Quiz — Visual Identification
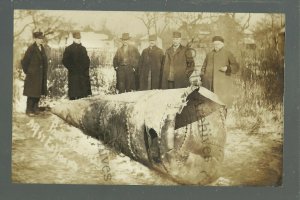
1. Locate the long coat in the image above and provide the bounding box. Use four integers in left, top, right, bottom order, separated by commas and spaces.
62, 42, 91, 98
161, 45, 193, 89
21, 42, 48, 97
201, 48, 239, 106
138, 46, 164, 90
113, 45, 140, 92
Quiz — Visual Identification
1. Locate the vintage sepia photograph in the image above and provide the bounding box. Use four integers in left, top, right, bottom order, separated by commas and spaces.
12, 10, 284, 186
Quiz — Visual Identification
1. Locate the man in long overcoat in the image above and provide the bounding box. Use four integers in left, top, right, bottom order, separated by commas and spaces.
113, 33, 140, 93
21, 31, 48, 116
201, 36, 239, 106
161, 32, 194, 89
139, 35, 164, 90
62, 32, 91, 100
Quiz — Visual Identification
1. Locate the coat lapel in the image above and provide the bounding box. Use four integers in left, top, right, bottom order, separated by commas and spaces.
33, 43, 43, 60
168, 45, 182, 57
147, 46, 155, 56
174, 45, 183, 55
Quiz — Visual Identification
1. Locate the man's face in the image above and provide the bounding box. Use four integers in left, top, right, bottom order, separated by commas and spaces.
172, 37, 181, 47
149, 40, 156, 47
213, 41, 224, 51
122, 40, 129, 46
74, 38, 81, 44
35, 38, 44, 45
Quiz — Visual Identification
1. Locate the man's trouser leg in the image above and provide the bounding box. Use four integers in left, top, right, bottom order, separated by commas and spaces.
26, 97, 34, 114
125, 66, 135, 92
26, 97, 39, 114
168, 81, 175, 89
33, 97, 40, 113
117, 66, 126, 93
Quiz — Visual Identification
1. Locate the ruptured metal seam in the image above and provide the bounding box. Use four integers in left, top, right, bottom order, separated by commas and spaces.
126, 111, 137, 160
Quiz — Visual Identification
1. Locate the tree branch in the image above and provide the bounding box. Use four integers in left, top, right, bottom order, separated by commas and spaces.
14, 22, 34, 38
241, 13, 251, 31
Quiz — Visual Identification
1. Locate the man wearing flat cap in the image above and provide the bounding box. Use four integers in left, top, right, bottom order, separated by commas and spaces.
113, 33, 140, 93
138, 34, 164, 90
62, 31, 92, 100
161, 31, 194, 89
21, 31, 48, 116
200, 35, 239, 106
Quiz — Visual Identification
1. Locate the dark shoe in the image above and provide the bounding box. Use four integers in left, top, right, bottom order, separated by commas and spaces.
35, 108, 43, 114
34, 104, 45, 113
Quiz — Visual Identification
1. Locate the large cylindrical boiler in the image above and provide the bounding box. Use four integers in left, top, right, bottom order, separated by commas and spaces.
51, 87, 227, 185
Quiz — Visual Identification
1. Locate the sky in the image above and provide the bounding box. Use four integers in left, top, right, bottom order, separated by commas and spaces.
14, 9, 284, 41
45, 10, 150, 36
40, 10, 269, 35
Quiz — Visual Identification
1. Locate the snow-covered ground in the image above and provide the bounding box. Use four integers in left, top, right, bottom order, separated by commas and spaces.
12, 73, 283, 185
12, 112, 176, 185
12, 106, 282, 185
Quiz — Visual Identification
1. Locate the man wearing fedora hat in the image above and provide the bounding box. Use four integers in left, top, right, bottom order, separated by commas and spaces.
161, 31, 194, 89
200, 35, 239, 106
62, 31, 92, 100
21, 31, 48, 116
113, 33, 140, 93
138, 34, 164, 90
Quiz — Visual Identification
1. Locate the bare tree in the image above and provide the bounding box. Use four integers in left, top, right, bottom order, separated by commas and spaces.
170, 12, 218, 39
13, 10, 75, 109
253, 13, 284, 54
136, 12, 156, 35
230, 13, 252, 31
14, 10, 74, 43
136, 12, 174, 37
153, 12, 172, 36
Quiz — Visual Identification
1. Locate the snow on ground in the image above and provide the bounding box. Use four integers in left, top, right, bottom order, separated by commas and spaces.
12, 103, 283, 185
13, 79, 27, 113
12, 111, 176, 185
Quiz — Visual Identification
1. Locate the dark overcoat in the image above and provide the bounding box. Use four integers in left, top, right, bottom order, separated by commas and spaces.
201, 48, 239, 106
62, 42, 91, 98
21, 42, 48, 97
113, 45, 140, 91
138, 46, 164, 90
161, 45, 192, 89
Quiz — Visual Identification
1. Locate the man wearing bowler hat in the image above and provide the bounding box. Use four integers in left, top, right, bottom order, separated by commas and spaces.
139, 34, 164, 90
113, 33, 140, 93
21, 31, 48, 116
161, 31, 194, 89
200, 35, 239, 106
62, 31, 92, 100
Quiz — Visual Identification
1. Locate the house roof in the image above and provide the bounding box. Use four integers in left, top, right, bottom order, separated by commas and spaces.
48, 32, 111, 49
140, 35, 162, 41
68, 32, 110, 48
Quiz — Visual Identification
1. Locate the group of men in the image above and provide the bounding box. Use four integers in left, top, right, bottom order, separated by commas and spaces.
113, 31, 196, 93
21, 30, 239, 116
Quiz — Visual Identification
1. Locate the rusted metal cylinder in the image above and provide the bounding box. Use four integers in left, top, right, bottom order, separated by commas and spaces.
51, 87, 226, 185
